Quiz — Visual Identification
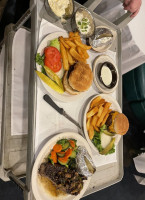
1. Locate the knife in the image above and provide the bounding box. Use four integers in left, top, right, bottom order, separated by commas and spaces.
43, 94, 82, 130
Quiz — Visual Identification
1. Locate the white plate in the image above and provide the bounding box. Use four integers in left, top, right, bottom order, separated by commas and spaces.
37, 31, 89, 102
31, 132, 92, 200
83, 94, 122, 154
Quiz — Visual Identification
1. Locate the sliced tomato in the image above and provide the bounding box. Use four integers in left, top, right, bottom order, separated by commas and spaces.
44, 46, 62, 72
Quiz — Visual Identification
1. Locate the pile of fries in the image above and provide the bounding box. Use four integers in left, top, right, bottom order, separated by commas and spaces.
59, 32, 91, 70
86, 96, 112, 140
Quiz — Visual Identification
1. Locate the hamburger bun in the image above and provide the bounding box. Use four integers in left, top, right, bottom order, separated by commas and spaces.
114, 113, 129, 135
63, 62, 93, 94
63, 71, 80, 95
69, 62, 93, 92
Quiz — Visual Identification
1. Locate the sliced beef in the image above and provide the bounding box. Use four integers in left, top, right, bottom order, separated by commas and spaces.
39, 163, 87, 196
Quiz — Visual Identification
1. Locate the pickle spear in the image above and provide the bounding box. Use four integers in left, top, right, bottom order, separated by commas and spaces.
36, 71, 64, 94
103, 130, 115, 136
100, 137, 115, 155
44, 66, 64, 90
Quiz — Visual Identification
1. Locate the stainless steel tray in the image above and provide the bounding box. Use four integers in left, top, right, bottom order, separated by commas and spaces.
24, 0, 132, 199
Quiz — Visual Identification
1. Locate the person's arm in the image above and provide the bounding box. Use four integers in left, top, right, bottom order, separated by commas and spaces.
123, 0, 142, 17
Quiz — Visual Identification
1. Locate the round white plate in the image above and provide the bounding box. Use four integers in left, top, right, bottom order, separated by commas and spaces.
93, 55, 119, 94
31, 132, 92, 200
37, 31, 88, 102
83, 94, 122, 154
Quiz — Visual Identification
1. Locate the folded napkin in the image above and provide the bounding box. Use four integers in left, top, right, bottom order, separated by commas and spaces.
0, 28, 31, 136
35, 19, 118, 167
134, 153, 145, 174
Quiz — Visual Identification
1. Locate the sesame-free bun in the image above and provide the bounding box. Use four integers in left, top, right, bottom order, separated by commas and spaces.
63, 71, 80, 95
114, 113, 129, 135
68, 62, 93, 92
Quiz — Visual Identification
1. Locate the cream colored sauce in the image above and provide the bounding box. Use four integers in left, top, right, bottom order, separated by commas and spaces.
101, 65, 112, 86
101, 133, 111, 149
48, 0, 70, 17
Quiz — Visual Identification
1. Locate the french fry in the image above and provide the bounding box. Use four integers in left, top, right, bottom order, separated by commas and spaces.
69, 32, 74, 37
65, 36, 80, 41
94, 126, 100, 132
100, 109, 112, 127
77, 46, 89, 59
86, 106, 98, 118
74, 40, 91, 50
66, 49, 75, 65
100, 114, 109, 127
96, 102, 111, 127
88, 125, 94, 140
86, 117, 92, 131
90, 96, 102, 108
94, 99, 105, 108
97, 105, 104, 117
69, 48, 86, 62
74, 32, 79, 36
91, 114, 98, 127
60, 42, 69, 70
59, 37, 70, 49
65, 40, 76, 48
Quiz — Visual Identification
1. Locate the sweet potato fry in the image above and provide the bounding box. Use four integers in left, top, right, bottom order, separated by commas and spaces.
96, 102, 111, 127
90, 96, 102, 108
88, 125, 94, 140
60, 42, 69, 70
86, 106, 98, 118
65, 36, 80, 41
74, 32, 79, 36
86, 117, 92, 131
65, 40, 76, 48
69, 48, 85, 62
74, 40, 91, 50
66, 49, 75, 65
59, 37, 70, 49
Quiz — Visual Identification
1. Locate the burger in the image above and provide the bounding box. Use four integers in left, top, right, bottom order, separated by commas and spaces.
63, 61, 93, 95
106, 111, 129, 135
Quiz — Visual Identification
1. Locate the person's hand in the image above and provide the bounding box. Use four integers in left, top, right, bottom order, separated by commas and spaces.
123, 0, 142, 17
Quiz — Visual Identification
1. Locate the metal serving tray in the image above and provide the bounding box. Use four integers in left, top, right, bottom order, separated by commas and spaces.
24, 0, 132, 199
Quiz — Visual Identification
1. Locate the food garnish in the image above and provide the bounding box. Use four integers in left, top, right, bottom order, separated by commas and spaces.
36, 71, 64, 94
44, 46, 62, 73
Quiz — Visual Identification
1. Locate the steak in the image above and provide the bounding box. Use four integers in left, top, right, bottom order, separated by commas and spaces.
39, 163, 87, 196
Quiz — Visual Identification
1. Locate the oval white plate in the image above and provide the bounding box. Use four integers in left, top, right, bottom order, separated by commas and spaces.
37, 31, 89, 102
83, 94, 122, 154
32, 132, 92, 200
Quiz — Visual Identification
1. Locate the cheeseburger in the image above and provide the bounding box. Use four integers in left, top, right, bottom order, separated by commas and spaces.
106, 111, 129, 135
63, 61, 93, 95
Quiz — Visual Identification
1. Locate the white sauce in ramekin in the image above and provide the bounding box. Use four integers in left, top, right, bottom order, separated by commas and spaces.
101, 64, 112, 86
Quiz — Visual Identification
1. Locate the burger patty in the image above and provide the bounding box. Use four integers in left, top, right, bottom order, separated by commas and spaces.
39, 163, 87, 196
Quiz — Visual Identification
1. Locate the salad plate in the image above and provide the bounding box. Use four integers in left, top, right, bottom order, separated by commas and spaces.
31, 132, 93, 200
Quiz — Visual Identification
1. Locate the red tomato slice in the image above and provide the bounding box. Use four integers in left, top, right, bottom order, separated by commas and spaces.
44, 46, 62, 72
